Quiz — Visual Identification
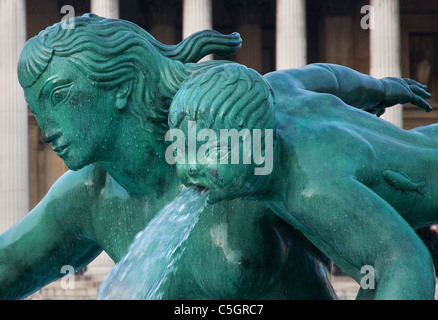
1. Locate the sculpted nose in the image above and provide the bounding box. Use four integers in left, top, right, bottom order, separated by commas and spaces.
188, 165, 198, 177
42, 130, 61, 145
188, 164, 206, 178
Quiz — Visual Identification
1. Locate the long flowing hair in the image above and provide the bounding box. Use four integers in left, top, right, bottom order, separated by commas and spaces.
18, 13, 242, 136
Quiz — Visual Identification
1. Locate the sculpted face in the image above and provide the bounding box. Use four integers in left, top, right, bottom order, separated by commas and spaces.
179, 157, 256, 204
167, 63, 277, 203
24, 56, 121, 171
174, 120, 259, 204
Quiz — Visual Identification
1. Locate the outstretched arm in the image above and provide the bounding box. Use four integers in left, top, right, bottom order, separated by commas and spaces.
265, 63, 431, 116
0, 166, 103, 299
268, 170, 435, 299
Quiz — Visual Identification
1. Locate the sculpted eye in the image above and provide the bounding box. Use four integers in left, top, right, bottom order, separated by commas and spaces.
208, 147, 219, 159
219, 148, 231, 162
50, 84, 72, 106
209, 147, 230, 162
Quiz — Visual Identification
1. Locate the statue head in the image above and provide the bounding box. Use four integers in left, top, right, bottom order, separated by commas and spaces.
18, 14, 242, 170
168, 63, 277, 203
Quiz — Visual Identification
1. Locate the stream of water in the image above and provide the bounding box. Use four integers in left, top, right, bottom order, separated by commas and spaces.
97, 187, 208, 300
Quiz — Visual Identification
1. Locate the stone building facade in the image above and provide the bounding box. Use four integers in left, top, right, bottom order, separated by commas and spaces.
1, 0, 437, 299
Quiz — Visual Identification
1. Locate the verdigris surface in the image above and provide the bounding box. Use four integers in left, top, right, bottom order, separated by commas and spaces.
0, 14, 431, 300
169, 62, 435, 300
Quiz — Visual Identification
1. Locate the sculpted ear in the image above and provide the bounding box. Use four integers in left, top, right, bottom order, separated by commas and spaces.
115, 81, 133, 110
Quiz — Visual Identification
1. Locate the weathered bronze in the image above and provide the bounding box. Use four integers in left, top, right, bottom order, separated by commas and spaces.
0, 14, 432, 300
170, 62, 435, 300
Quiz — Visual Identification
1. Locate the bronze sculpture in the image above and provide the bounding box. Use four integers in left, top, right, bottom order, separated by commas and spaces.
0, 14, 432, 300
170, 62, 435, 300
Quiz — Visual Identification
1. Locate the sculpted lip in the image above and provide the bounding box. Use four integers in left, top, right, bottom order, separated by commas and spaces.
52, 143, 70, 155
189, 183, 208, 193
44, 131, 62, 145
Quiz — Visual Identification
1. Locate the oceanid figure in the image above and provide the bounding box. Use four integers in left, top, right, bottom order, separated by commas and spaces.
0, 14, 430, 300
170, 63, 436, 300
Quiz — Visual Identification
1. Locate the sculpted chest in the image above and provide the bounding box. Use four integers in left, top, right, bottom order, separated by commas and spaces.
91, 183, 291, 299
161, 199, 293, 299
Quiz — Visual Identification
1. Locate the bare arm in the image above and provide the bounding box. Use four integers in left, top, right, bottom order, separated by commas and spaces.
270, 176, 435, 299
0, 165, 104, 299
265, 63, 432, 116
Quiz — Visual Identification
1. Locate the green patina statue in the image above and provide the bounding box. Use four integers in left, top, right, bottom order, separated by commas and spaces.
169, 63, 436, 300
0, 14, 432, 300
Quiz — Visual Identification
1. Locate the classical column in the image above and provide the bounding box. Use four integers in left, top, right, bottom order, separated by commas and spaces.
276, 0, 307, 70
90, 0, 119, 19
0, 0, 28, 233
370, 0, 402, 127
183, 0, 213, 60
183, 0, 212, 38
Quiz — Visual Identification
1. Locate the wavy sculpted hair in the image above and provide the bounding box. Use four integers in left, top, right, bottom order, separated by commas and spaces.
18, 13, 242, 136
169, 63, 276, 136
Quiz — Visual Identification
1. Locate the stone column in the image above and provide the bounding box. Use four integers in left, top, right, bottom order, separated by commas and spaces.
183, 0, 213, 60
90, 0, 119, 19
0, 0, 28, 233
276, 0, 307, 70
370, 0, 402, 127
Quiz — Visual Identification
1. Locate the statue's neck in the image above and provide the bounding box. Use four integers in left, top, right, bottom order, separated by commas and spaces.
96, 127, 179, 198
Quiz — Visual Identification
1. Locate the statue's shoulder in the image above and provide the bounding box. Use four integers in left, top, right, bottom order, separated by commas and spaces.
30, 165, 108, 228
50, 164, 107, 198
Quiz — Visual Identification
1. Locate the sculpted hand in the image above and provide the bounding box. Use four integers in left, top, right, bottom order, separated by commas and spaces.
374, 77, 432, 116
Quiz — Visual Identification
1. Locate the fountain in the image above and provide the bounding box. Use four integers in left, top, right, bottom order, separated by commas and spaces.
0, 13, 434, 300
98, 187, 208, 300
